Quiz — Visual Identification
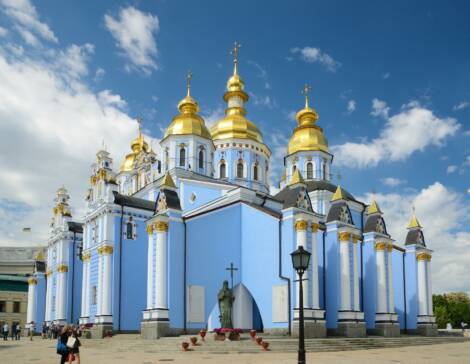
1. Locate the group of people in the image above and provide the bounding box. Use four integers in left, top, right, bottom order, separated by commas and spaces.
1, 322, 21, 340
41, 321, 65, 339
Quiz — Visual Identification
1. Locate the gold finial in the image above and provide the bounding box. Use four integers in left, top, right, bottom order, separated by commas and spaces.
186, 70, 193, 97
136, 116, 143, 136
302, 84, 312, 109
101, 139, 106, 151
230, 41, 241, 75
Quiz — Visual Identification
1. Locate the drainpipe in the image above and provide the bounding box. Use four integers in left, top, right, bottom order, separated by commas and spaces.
278, 219, 291, 336
183, 218, 187, 334
118, 205, 124, 331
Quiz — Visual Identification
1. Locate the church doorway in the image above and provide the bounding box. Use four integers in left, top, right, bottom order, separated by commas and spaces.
207, 283, 263, 331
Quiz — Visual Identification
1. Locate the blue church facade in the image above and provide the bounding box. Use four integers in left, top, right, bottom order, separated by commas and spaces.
27, 46, 437, 338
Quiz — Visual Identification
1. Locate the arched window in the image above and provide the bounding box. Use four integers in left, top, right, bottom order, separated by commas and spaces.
306, 162, 313, 179
179, 147, 186, 167
198, 149, 204, 169
126, 222, 133, 239
322, 161, 327, 180
220, 162, 226, 178
292, 165, 297, 176
253, 164, 259, 181
237, 160, 244, 178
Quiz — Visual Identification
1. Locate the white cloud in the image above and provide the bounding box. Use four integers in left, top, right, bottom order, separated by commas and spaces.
94, 67, 105, 81
249, 92, 278, 109
347, 100, 356, 114
361, 183, 470, 293
0, 0, 58, 43
447, 165, 458, 174
333, 102, 460, 168
453, 101, 470, 111
381, 177, 403, 187
104, 6, 159, 74
268, 130, 290, 186
15, 26, 39, 47
371, 98, 390, 118
0, 25, 158, 246
290, 46, 341, 72
382, 72, 390, 79
247, 60, 270, 89
0, 26, 8, 37
203, 106, 224, 128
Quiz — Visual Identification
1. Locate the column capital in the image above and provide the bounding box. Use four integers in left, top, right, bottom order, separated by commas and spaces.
57, 264, 68, 273
338, 231, 351, 241
387, 244, 393, 253
146, 224, 154, 235
102, 245, 113, 255
45, 269, 53, 277
352, 234, 362, 244
28, 277, 38, 285
311, 223, 319, 233
294, 220, 308, 231
155, 221, 169, 232
82, 252, 91, 261
416, 252, 431, 261
375, 242, 386, 251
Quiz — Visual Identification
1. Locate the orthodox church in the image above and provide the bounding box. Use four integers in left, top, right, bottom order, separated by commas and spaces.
27, 44, 437, 339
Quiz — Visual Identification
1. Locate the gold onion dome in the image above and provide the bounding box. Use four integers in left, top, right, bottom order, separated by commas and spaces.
210, 42, 263, 143
287, 84, 328, 155
164, 71, 211, 140
120, 118, 151, 172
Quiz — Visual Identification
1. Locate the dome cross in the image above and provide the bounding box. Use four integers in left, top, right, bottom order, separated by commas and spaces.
186, 70, 193, 96
230, 41, 241, 75
302, 84, 312, 108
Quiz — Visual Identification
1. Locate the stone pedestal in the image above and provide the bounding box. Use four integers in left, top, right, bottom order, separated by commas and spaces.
417, 323, 438, 337
336, 311, 366, 337
292, 309, 326, 338
372, 313, 400, 337
90, 323, 113, 338
141, 320, 170, 339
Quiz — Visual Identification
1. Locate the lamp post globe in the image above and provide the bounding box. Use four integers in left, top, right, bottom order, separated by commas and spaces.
291, 245, 311, 364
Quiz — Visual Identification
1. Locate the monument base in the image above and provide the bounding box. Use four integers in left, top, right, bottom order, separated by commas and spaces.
371, 322, 401, 337
292, 308, 326, 338
333, 311, 366, 337
416, 323, 438, 337
140, 320, 170, 339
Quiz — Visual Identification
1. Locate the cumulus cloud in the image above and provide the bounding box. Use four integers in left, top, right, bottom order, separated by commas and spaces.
290, 46, 341, 72
447, 165, 458, 174
249, 92, 278, 109
0, 26, 9, 37
202, 106, 224, 128
361, 182, 470, 293
0, 0, 58, 43
370, 98, 389, 118
0, 12, 158, 246
381, 177, 403, 187
104, 6, 159, 74
332, 102, 460, 168
347, 100, 356, 114
453, 101, 470, 111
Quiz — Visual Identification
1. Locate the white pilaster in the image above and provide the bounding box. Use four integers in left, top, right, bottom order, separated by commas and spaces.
97, 250, 103, 316
311, 223, 320, 309
339, 231, 351, 311
426, 256, 433, 315
155, 220, 168, 309
26, 277, 37, 325
387, 245, 395, 313
101, 246, 113, 316
375, 243, 387, 313
352, 236, 360, 311
417, 253, 428, 316
44, 272, 52, 322
56, 265, 67, 321
295, 219, 309, 308
146, 224, 154, 309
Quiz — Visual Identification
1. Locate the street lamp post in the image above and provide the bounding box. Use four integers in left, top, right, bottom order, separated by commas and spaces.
291, 245, 311, 364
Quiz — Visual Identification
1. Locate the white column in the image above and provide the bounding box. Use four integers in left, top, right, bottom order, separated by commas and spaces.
155, 220, 168, 309
311, 223, 320, 309
97, 250, 103, 316
295, 219, 309, 308
146, 224, 154, 309
44, 272, 52, 322
352, 236, 360, 311
426, 256, 433, 315
56, 265, 67, 320
80, 255, 88, 318
339, 232, 351, 311
101, 246, 113, 316
26, 277, 37, 326
375, 243, 387, 313
84, 259, 90, 317
387, 245, 395, 313
417, 253, 428, 316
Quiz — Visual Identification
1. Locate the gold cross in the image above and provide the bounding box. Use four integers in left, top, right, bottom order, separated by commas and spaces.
230, 42, 241, 74
302, 84, 312, 108
186, 70, 193, 96
136, 116, 143, 135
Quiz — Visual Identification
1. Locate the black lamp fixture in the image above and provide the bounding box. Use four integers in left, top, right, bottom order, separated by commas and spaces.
291, 245, 311, 364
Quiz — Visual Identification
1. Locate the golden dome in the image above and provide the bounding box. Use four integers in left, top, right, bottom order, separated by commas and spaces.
211, 42, 263, 143
120, 122, 152, 172
163, 72, 211, 141
287, 85, 328, 155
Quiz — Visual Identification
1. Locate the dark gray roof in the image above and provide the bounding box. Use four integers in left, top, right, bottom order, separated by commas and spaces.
326, 201, 354, 224
0, 247, 40, 263
113, 191, 156, 212
305, 180, 357, 202
364, 214, 388, 235
68, 221, 83, 233
405, 229, 426, 246
158, 189, 181, 210
273, 186, 313, 211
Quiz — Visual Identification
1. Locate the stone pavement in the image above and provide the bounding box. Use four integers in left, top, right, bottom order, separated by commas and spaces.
1, 334, 469, 364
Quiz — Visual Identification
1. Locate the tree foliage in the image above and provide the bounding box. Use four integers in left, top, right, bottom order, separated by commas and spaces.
433, 292, 470, 329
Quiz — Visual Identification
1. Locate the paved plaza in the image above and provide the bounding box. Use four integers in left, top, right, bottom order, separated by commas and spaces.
1, 335, 469, 364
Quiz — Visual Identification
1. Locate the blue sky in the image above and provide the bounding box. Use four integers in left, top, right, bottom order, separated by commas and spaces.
0, 0, 469, 293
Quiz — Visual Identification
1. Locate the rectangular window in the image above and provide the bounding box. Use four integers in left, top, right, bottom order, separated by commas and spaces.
0, 301, 5, 312
13, 301, 20, 313
92, 286, 97, 305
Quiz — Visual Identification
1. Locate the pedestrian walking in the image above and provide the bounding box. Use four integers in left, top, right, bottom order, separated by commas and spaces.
42, 322, 47, 339
3, 322, 8, 341
461, 321, 468, 333
29, 321, 35, 341
16, 323, 21, 340
11, 322, 17, 340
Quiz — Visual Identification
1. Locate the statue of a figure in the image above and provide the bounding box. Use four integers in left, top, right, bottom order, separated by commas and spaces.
218, 280, 234, 328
